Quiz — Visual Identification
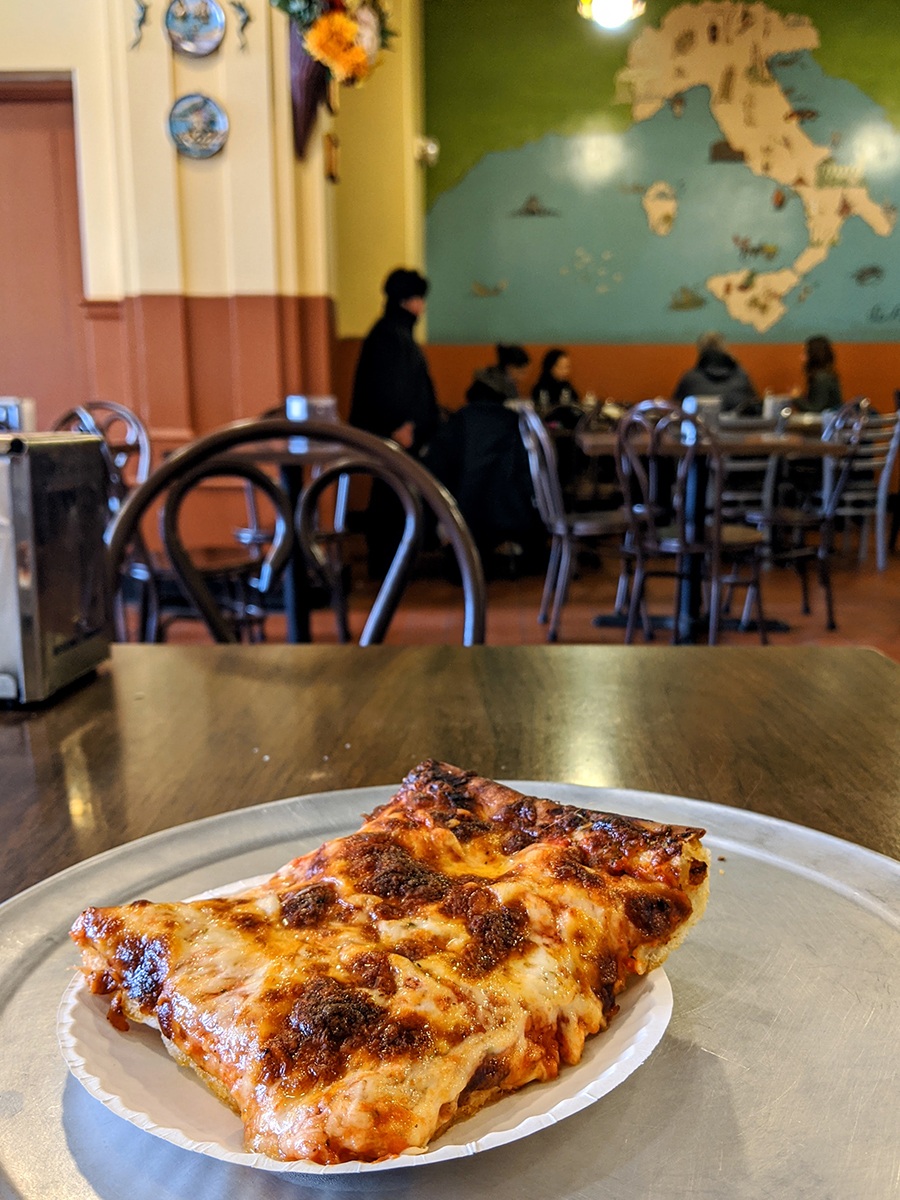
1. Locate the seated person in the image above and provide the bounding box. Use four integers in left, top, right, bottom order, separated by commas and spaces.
473, 343, 531, 402
532, 348, 581, 427
673, 332, 759, 414
796, 335, 842, 413
424, 359, 536, 567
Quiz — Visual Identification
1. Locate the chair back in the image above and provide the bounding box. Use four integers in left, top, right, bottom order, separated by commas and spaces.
823, 398, 900, 517
161, 457, 295, 641
517, 402, 567, 529
615, 400, 720, 556
106, 418, 486, 646
53, 400, 152, 511
820, 400, 869, 518
714, 409, 787, 523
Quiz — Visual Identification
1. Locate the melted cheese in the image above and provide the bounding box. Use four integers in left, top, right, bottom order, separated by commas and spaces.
70, 761, 709, 1164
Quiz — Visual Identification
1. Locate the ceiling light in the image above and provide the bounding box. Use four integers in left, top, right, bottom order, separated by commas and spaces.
578, 0, 646, 32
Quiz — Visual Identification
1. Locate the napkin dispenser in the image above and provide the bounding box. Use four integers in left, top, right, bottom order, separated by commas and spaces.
285, 394, 339, 452
0, 433, 113, 703
683, 394, 722, 426
0, 397, 36, 432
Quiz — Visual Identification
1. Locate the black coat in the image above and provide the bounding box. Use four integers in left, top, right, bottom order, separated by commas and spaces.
673, 349, 759, 414
349, 303, 439, 455
424, 381, 535, 552
532, 376, 580, 411
802, 369, 842, 413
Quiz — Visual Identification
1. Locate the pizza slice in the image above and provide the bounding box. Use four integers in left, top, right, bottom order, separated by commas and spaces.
69, 760, 709, 1164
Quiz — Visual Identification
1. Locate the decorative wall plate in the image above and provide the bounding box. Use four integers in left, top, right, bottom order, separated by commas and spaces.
165, 0, 226, 57
168, 94, 229, 158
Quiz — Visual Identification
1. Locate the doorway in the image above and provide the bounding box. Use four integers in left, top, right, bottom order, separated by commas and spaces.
0, 77, 89, 425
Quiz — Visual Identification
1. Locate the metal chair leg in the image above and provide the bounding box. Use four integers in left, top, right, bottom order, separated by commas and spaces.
614, 558, 631, 616
796, 557, 811, 615
625, 562, 646, 644
539, 536, 562, 625
751, 560, 768, 645
707, 570, 721, 646
548, 539, 574, 642
876, 502, 889, 572
819, 550, 836, 630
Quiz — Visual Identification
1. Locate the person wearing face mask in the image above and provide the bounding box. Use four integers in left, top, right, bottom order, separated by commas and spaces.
350, 268, 440, 576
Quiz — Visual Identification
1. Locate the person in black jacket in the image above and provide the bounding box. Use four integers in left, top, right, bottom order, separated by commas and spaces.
350, 267, 439, 454
797, 335, 842, 413
673, 332, 759, 414
350, 268, 440, 576
424, 356, 536, 571
473, 343, 531, 403
532, 348, 581, 423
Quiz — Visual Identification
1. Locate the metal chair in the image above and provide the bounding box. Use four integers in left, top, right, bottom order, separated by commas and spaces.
714, 411, 785, 524
52, 400, 152, 512
822, 398, 900, 571
746, 402, 866, 630
517, 402, 627, 642
107, 418, 486, 646
131, 458, 296, 643
616, 401, 769, 645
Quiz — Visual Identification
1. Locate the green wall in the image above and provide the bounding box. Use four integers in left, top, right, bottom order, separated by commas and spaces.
424, 0, 900, 210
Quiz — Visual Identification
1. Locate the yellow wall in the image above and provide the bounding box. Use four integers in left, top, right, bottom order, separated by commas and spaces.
0, 0, 341, 299
1, 1, 122, 298
332, 0, 425, 337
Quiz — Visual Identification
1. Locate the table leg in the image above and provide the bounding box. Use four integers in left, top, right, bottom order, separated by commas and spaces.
677, 457, 706, 643
280, 463, 310, 643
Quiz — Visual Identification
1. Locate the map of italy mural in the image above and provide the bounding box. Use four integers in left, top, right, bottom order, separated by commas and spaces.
426, 1, 900, 343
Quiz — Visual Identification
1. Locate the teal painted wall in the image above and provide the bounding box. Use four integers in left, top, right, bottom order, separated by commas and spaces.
423, 0, 900, 344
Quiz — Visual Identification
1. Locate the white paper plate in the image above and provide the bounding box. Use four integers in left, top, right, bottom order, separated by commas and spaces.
58, 873, 673, 1175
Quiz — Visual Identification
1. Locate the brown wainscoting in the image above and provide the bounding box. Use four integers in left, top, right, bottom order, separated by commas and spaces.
78, 295, 338, 552
374, 342, 900, 413
80, 294, 337, 449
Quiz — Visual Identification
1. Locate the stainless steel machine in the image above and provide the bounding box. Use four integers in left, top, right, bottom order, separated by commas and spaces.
0, 433, 112, 702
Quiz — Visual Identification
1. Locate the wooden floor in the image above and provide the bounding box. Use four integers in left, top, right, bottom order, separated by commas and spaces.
167, 537, 900, 662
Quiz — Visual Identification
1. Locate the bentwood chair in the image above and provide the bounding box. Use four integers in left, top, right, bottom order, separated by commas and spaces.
106, 418, 486, 646
616, 400, 769, 645
126, 458, 296, 644
822, 398, 900, 571
52, 400, 152, 512
746, 401, 866, 630
518, 402, 627, 641
714, 410, 785, 524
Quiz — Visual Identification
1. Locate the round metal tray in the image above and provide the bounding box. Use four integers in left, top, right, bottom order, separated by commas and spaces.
0, 783, 898, 1199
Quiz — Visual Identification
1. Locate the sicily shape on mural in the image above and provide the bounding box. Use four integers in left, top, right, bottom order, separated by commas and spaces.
426, 1, 900, 344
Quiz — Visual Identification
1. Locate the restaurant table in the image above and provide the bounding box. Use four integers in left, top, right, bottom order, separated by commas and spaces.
576, 426, 847, 641
1, 644, 898, 1198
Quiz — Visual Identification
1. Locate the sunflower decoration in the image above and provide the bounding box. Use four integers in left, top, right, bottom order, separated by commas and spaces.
271, 0, 395, 85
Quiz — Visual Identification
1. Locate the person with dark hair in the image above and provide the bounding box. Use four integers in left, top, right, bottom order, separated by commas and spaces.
532, 348, 580, 419
798, 335, 842, 412
424, 347, 536, 571
350, 267, 440, 575
673, 331, 759, 414
468, 343, 531, 403
350, 267, 438, 453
